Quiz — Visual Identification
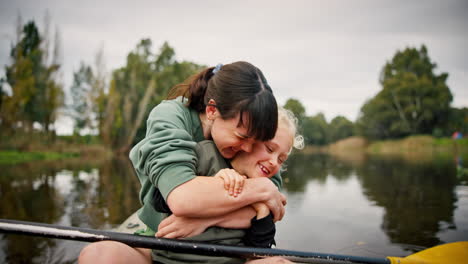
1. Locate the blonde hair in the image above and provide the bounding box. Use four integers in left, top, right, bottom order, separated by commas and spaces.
278, 107, 304, 153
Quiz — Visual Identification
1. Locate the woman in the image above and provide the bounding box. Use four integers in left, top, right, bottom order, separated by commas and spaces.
79, 62, 288, 263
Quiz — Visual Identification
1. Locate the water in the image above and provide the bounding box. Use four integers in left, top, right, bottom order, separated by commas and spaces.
0, 152, 467, 263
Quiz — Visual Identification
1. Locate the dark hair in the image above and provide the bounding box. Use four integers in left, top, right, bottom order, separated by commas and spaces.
167, 61, 278, 141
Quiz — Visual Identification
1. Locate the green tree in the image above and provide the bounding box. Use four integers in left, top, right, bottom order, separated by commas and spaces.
100, 40, 202, 152
1, 19, 63, 134
2, 21, 40, 132
329, 115, 355, 142
357, 45, 452, 139
284, 98, 306, 122
302, 113, 329, 145
446, 107, 468, 135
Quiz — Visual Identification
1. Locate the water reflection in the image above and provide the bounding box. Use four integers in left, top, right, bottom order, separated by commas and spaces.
283, 152, 357, 190
281, 152, 465, 254
0, 156, 141, 263
355, 155, 458, 249
0, 152, 467, 263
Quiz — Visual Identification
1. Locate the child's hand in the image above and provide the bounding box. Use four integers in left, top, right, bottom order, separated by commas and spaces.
215, 168, 247, 197
251, 202, 270, 220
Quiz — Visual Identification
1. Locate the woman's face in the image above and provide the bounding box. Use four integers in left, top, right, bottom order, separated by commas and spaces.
230, 125, 292, 178
210, 112, 256, 159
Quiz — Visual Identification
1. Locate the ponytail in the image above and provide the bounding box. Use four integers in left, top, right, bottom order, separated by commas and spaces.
167, 66, 215, 112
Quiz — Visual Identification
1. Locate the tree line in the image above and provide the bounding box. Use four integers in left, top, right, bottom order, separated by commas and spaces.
283, 45, 467, 145
69, 39, 202, 153
1, 18, 466, 151
1, 18, 203, 153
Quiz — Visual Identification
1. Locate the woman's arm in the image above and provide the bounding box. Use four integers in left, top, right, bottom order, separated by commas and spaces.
156, 206, 257, 239
167, 176, 286, 222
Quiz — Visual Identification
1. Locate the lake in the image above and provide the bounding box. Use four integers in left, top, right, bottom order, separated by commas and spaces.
0, 152, 467, 263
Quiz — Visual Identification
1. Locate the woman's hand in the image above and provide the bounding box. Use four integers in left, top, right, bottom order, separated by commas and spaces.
215, 168, 247, 197
250, 178, 287, 222
265, 191, 287, 222
156, 215, 214, 239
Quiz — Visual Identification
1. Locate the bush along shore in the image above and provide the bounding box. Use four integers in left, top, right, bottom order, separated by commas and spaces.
305, 135, 468, 158
0, 133, 113, 165
0, 151, 79, 165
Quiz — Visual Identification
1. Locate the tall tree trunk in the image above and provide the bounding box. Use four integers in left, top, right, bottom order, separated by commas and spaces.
118, 79, 156, 153
101, 82, 119, 147
391, 90, 411, 133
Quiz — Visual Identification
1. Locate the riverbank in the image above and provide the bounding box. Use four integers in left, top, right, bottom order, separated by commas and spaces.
0, 146, 113, 165
367, 135, 467, 155
304, 135, 468, 159
0, 132, 113, 165
0, 151, 78, 164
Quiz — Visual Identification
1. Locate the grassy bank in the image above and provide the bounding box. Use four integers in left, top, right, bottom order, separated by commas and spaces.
304, 135, 468, 160
367, 135, 468, 155
0, 132, 113, 165
0, 151, 79, 165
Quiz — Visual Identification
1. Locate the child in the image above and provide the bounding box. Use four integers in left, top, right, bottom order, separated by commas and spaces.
214, 106, 304, 247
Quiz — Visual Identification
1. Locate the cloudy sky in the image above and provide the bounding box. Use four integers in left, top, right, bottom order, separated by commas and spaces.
1, 0, 467, 134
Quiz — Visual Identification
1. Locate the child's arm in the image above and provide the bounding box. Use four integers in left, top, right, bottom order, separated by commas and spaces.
251, 202, 270, 220
244, 202, 276, 248
215, 168, 247, 197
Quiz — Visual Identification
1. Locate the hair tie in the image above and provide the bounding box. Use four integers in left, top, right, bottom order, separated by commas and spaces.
213, 63, 223, 74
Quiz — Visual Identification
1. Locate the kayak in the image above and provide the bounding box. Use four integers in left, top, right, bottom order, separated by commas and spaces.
116, 211, 143, 234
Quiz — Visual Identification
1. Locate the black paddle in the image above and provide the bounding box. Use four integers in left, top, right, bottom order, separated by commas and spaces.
2, 219, 467, 264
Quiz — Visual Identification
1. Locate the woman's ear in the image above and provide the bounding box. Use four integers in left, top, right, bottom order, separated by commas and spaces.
206, 99, 218, 120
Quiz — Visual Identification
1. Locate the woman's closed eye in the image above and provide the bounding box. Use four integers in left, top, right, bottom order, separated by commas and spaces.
235, 132, 252, 142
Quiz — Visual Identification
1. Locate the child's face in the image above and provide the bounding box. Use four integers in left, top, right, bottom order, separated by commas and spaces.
230, 126, 292, 178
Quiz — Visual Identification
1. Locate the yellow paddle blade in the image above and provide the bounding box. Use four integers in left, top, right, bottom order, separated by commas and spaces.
387, 241, 468, 264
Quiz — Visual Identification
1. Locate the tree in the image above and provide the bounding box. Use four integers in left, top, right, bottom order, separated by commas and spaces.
1, 18, 63, 134
445, 107, 468, 136
100, 40, 203, 153
133, 60, 204, 145
284, 98, 306, 122
329, 116, 355, 142
2, 21, 41, 132
357, 45, 453, 139
302, 113, 329, 145
40, 23, 64, 133
90, 47, 108, 134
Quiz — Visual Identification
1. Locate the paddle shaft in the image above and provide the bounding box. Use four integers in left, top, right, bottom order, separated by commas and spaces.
0, 219, 390, 264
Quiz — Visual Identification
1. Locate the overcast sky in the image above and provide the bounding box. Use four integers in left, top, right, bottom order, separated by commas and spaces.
1, 0, 467, 134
